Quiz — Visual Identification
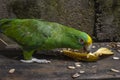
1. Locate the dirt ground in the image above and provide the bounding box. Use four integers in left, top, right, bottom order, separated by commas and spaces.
0, 42, 120, 80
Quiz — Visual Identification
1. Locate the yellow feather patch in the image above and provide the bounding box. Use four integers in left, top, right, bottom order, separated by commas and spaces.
87, 34, 92, 45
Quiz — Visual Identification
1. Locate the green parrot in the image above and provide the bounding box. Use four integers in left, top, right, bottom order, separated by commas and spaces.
0, 19, 92, 63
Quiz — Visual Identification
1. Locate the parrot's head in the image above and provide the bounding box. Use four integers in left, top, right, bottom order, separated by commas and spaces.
81, 32, 92, 52
64, 29, 92, 52
76, 32, 92, 52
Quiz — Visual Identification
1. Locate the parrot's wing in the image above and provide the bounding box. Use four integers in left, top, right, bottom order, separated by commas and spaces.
0, 19, 48, 49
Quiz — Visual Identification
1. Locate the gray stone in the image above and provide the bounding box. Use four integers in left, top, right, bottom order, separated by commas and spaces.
94, 0, 120, 41
0, 0, 94, 36
0, 0, 120, 41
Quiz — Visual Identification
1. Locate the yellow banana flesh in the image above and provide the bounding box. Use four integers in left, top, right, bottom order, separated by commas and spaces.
62, 47, 113, 62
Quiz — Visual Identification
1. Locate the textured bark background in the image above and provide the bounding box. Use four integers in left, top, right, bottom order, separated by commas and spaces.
0, 0, 120, 41
94, 0, 120, 41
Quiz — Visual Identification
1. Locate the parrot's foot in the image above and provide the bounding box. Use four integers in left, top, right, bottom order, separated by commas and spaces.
20, 58, 51, 63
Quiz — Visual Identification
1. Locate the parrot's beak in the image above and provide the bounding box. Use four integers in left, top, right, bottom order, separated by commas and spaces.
84, 44, 92, 53
84, 34, 92, 52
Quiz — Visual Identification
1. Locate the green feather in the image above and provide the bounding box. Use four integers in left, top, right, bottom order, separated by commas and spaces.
0, 19, 92, 60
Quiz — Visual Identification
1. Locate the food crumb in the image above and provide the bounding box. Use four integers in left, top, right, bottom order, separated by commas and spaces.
75, 62, 81, 67
113, 57, 120, 60
92, 46, 96, 49
9, 68, 15, 74
72, 73, 80, 78
111, 68, 120, 73
67, 66, 76, 69
79, 70, 85, 74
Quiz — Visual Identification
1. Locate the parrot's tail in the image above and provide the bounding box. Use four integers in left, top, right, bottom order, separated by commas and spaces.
0, 19, 12, 26
0, 19, 12, 33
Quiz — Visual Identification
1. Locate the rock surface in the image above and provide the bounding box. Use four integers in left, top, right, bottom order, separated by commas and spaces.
94, 0, 120, 41
0, 43, 120, 80
0, 0, 120, 41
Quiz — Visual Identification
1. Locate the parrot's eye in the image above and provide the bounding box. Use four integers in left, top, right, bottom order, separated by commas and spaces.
79, 39, 84, 44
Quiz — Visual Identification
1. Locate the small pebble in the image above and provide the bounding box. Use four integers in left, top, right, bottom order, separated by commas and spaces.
68, 66, 76, 69
75, 62, 81, 67
111, 68, 120, 73
79, 70, 85, 74
72, 73, 80, 78
9, 69, 15, 74
113, 57, 120, 60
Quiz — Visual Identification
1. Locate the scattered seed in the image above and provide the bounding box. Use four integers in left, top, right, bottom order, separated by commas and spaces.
117, 49, 120, 53
72, 73, 80, 78
117, 43, 120, 47
9, 69, 15, 74
113, 57, 120, 60
74, 49, 79, 52
76, 64, 81, 67
60, 50, 63, 53
110, 42, 117, 48
92, 46, 96, 49
79, 70, 85, 74
92, 65, 97, 68
75, 62, 81, 67
111, 68, 120, 73
67, 48, 71, 51
68, 66, 76, 69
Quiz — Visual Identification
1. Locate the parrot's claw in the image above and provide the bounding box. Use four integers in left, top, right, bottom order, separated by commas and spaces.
20, 59, 34, 63
32, 58, 51, 63
20, 58, 51, 63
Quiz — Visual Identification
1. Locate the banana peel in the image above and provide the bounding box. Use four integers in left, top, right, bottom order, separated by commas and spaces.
62, 47, 114, 62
